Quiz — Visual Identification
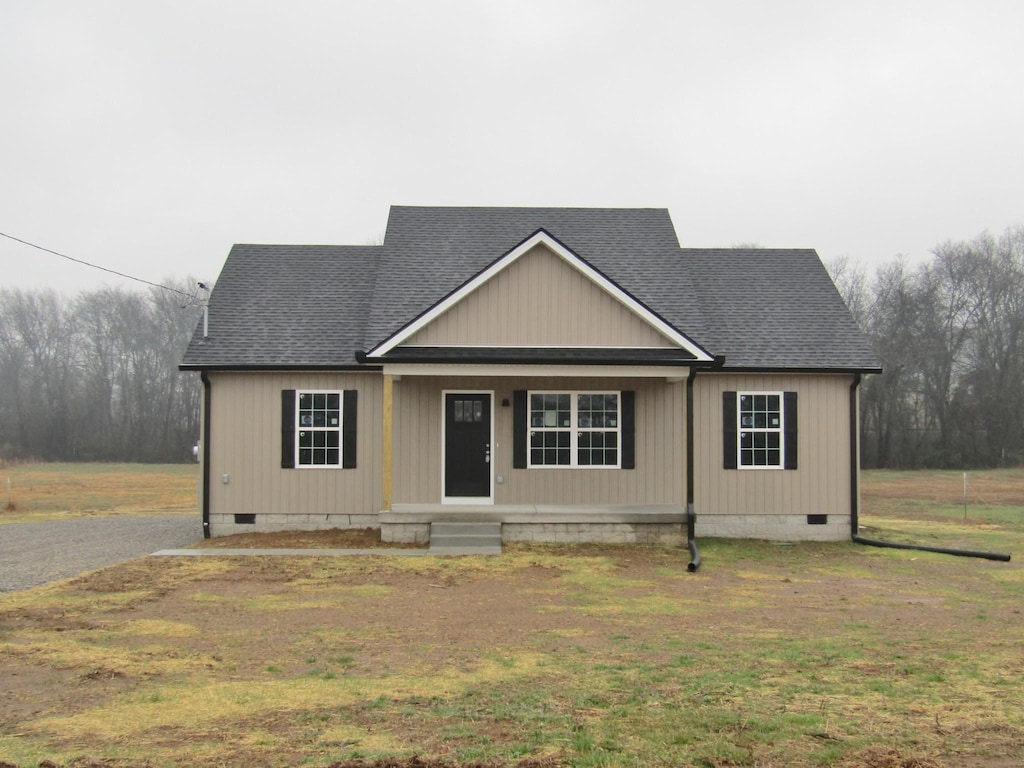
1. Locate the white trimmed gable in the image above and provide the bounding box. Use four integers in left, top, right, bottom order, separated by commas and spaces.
368, 231, 713, 361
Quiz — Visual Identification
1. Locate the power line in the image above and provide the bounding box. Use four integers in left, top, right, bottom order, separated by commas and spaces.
0, 230, 193, 298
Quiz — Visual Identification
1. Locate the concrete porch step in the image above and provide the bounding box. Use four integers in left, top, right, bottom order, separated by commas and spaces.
429, 522, 502, 555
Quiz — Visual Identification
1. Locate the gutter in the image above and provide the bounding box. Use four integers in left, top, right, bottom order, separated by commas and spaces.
685, 366, 702, 572
848, 374, 1010, 563
180, 363, 379, 373
201, 370, 212, 539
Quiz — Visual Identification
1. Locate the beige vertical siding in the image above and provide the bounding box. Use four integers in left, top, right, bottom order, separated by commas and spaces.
406, 244, 675, 348
392, 375, 686, 506
206, 372, 382, 521
201, 368, 854, 539
693, 373, 853, 531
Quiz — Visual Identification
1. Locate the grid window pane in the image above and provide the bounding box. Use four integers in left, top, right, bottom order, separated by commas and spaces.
532, 394, 571, 428
530, 430, 571, 465
577, 430, 618, 466
296, 391, 343, 466
738, 393, 783, 468
528, 391, 620, 468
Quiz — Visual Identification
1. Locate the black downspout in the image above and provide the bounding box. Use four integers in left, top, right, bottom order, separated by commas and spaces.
201, 370, 212, 539
849, 374, 1010, 562
685, 367, 701, 572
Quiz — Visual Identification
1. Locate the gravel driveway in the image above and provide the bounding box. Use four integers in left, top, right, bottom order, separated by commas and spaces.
0, 514, 203, 592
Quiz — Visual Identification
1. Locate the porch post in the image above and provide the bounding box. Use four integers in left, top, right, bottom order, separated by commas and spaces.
382, 374, 393, 510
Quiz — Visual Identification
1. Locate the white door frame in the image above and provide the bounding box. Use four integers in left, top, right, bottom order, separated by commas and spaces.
440, 389, 495, 505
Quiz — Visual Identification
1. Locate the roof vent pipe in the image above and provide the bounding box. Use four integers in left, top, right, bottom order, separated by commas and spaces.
198, 282, 210, 340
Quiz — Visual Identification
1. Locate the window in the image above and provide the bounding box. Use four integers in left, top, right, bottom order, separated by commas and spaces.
281, 389, 358, 469
722, 390, 797, 470
297, 391, 341, 466
452, 398, 484, 422
528, 391, 620, 468
738, 393, 782, 467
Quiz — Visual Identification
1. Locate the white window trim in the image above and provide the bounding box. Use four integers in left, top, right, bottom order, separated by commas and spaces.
528, 390, 622, 469
737, 390, 785, 470
295, 389, 344, 469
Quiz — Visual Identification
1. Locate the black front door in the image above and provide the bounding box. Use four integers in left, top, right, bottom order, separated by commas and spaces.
444, 393, 491, 498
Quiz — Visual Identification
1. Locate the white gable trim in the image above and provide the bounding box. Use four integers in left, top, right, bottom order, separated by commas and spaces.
367, 231, 713, 361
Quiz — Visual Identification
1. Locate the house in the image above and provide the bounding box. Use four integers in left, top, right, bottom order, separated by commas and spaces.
180, 206, 880, 546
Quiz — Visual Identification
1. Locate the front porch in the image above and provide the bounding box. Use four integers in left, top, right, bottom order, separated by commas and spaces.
381, 503, 687, 545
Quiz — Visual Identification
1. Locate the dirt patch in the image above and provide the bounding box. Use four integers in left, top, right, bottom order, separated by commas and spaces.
193, 527, 426, 549
2, 759, 562, 768
324, 760, 562, 768
836, 747, 943, 768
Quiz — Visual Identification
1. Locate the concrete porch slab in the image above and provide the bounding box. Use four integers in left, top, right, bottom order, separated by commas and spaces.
383, 503, 686, 525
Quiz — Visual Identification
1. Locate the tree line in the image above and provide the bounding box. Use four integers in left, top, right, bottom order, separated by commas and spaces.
2, 225, 1022, 468
831, 225, 1024, 468
0, 280, 203, 463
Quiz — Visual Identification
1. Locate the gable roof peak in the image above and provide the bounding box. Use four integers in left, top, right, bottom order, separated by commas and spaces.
365, 226, 713, 361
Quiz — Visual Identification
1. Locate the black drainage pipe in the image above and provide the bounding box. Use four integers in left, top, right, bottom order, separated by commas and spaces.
848, 374, 1010, 563
687, 503, 701, 572
852, 533, 1010, 562
200, 370, 212, 539
685, 369, 701, 572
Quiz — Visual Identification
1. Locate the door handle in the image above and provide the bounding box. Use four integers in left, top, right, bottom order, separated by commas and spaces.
485, 444, 491, 464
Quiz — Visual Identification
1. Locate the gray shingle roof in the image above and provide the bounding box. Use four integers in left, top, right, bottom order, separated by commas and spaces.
684, 249, 878, 369
180, 244, 379, 368
180, 206, 879, 371
367, 206, 707, 350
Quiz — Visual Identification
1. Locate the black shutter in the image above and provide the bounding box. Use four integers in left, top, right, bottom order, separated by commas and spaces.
513, 390, 527, 469
784, 391, 798, 470
723, 391, 737, 469
342, 390, 358, 469
620, 390, 635, 469
281, 389, 296, 469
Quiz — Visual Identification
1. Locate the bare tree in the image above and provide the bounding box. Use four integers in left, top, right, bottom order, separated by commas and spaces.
0, 281, 203, 463
850, 225, 1024, 468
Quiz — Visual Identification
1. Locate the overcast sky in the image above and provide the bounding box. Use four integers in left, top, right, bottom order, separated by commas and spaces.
2, 0, 1022, 296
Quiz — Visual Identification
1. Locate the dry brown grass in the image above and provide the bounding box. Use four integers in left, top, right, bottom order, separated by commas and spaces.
0, 463, 197, 523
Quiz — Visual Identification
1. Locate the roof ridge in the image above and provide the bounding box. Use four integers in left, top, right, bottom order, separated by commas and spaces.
388, 204, 669, 212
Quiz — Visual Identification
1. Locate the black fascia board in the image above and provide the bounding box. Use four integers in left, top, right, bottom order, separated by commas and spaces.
178, 363, 382, 373
361, 347, 706, 367
712, 368, 880, 376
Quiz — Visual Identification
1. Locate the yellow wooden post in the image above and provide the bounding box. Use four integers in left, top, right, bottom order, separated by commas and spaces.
382, 374, 393, 511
